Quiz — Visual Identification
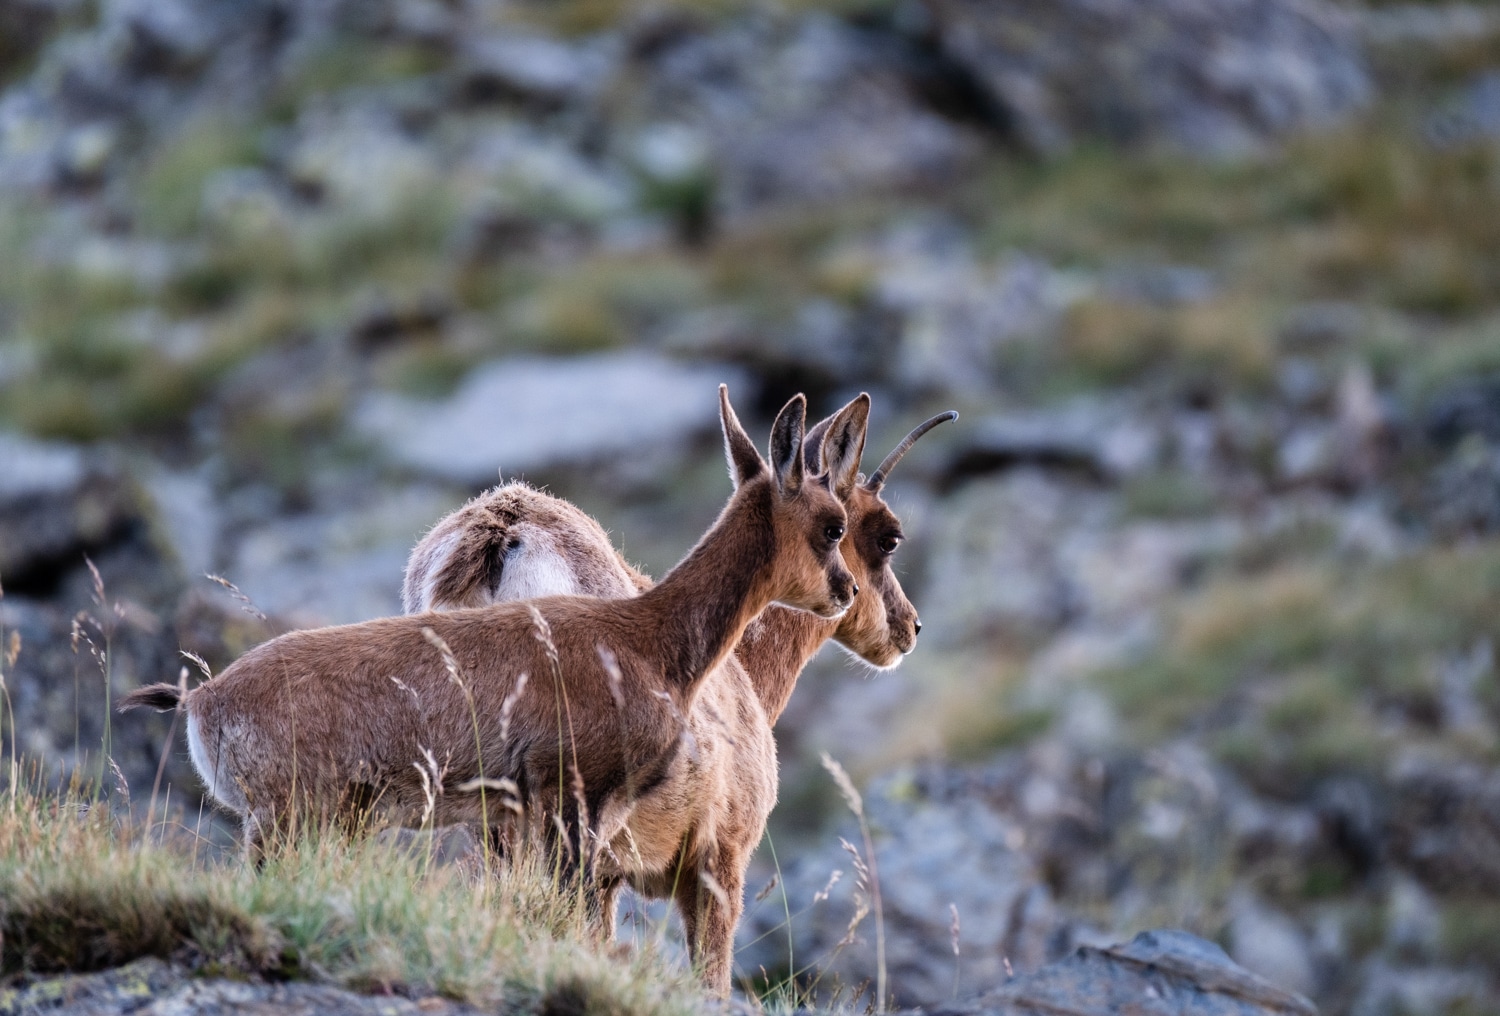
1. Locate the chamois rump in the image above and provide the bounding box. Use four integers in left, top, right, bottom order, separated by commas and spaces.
121, 387, 854, 876
403, 396, 956, 994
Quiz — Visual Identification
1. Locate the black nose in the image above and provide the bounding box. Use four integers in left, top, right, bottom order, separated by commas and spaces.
914, 618, 922, 635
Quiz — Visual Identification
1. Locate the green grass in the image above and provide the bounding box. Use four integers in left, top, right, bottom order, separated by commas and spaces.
0, 783, 704, 1013
1098, 543, 1500, 796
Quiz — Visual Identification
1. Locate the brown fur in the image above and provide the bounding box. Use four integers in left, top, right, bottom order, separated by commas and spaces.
119, 389, 855, 910
400, 396, 945, 994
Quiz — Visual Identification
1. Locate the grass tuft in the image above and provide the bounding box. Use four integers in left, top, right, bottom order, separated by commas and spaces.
0, 782, 705, 1013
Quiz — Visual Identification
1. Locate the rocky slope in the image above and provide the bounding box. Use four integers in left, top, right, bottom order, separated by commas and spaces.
3, 0, 1500, 1013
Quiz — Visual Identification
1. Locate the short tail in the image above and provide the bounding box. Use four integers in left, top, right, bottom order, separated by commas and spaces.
118, 683, 184, 713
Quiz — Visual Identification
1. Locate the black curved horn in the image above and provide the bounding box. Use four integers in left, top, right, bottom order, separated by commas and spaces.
865, 411, 958, 489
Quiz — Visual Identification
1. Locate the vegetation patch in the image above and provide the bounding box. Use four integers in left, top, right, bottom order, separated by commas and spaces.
0, 784, 703, 1014
1098, 543, 1500, 795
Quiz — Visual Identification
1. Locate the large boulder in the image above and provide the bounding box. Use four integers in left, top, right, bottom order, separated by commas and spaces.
355, 351, 745, 487
921, 929, 1317, 1016
925, 0, 1371, 156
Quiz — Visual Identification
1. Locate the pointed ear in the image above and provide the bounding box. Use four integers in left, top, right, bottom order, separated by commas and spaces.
720, 384, 764, 488
819, 393, 870, 500
768, 393, 807, 495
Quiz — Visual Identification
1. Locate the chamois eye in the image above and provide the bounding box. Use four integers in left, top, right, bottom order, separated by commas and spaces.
878, 535, 901, 555
825, 523, 845, 543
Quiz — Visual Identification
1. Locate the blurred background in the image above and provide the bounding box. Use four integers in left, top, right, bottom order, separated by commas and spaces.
1, 0, 1499, 1011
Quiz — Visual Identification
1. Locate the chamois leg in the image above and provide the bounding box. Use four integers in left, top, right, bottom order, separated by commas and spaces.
673, 848, 745, 997
587, 876, 624, 944
242, 807, 282, 868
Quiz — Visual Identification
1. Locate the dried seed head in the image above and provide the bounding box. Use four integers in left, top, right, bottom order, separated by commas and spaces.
821, 752, 863, 818
180, 650, 213, 682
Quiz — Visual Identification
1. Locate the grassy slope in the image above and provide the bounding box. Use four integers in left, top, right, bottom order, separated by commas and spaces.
0, 780, 706, 1014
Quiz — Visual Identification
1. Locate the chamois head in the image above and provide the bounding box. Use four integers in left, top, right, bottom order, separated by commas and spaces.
720, 385, 856, 619
805, 404, 958, 668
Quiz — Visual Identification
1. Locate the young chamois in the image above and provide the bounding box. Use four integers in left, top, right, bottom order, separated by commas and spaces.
403, 398, 956, 995
120, 387, 855, 876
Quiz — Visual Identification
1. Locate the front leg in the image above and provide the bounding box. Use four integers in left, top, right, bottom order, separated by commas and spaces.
672, 848, 745, 998
589, 875, 624, 944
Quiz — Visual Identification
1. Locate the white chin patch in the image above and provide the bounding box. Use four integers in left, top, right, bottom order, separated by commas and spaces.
494, 524, 584, 601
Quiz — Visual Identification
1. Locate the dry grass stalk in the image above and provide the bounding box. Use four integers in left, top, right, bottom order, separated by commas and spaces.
823, 752, 886, 1012
205, 573, 268, 622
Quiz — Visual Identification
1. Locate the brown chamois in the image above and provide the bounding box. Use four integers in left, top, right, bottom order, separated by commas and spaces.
120, 387, 855, 874
403, 397, 956, 994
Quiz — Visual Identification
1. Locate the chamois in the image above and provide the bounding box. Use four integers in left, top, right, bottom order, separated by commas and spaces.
121, 387, 855, 874
403, 398, 956, 994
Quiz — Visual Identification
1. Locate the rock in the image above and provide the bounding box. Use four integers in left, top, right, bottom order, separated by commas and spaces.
1421, 372, 1500, 448
458, 33, 613, 107
737, 774, 1074, 1004
1350, 960, 1496, 1016
868, 228, 1084, 396
918, 929, 1318, 1016
1426, 71, 1500, 147
464, 124, 634, 222
1424, 439, 1500, 537
916, 468, 1234, 651
225, 486, 456, 628
1227, 892, 1317, 997
658, 299, 900, 404
286, 104, 439, 218
0, 957, 492, 1016
915, 471, 1104, 648
1387, 758, 1500, 895
926, 0, 1371, 156
1360, 2, 1500, 51
623, 16, 984, 213
0, 433, 140, 591
1383, 876, 1442, 958
354, 351, 746, 486
941, 402, 1161, 486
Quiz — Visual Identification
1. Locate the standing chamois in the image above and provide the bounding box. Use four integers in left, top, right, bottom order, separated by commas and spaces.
121, 387, 855, 877
402, 396, 956, 994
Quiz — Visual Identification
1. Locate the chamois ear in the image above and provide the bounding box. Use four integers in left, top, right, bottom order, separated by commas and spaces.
720, 384, 765, 489
818, 393, 870, 500
768, 393, 807, 495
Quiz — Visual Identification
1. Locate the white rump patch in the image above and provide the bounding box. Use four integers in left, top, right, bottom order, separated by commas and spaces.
495, 523, 583, 600
187, 711, 249, 813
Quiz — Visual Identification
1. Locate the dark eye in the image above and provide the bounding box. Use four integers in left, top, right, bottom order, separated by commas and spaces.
825, 523, 846, 543
877, 535, 901, 555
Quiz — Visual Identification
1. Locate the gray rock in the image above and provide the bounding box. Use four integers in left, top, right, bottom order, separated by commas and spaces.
927, 0, 1371, 156
921, 929, 1318, 1016
1387, 758, 1500, 895
1227, 891, 1317, 997
355, 352, 745, 486
1426, 71, 1500, 147
942, 402, 1162, 485
624, 16, 984, 213
0, 433, 139, 586
225, 486, 457, 627
737, 777, 1071, 1003
0, 957, 492, 1016
1360, 2, 1500, 50
1351, 960, 1496, 1016
459, 33, 613, 107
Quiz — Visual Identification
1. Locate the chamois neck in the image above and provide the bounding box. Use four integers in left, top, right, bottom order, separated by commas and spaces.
735, 606, 837, 723
635, 478, 780, 698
